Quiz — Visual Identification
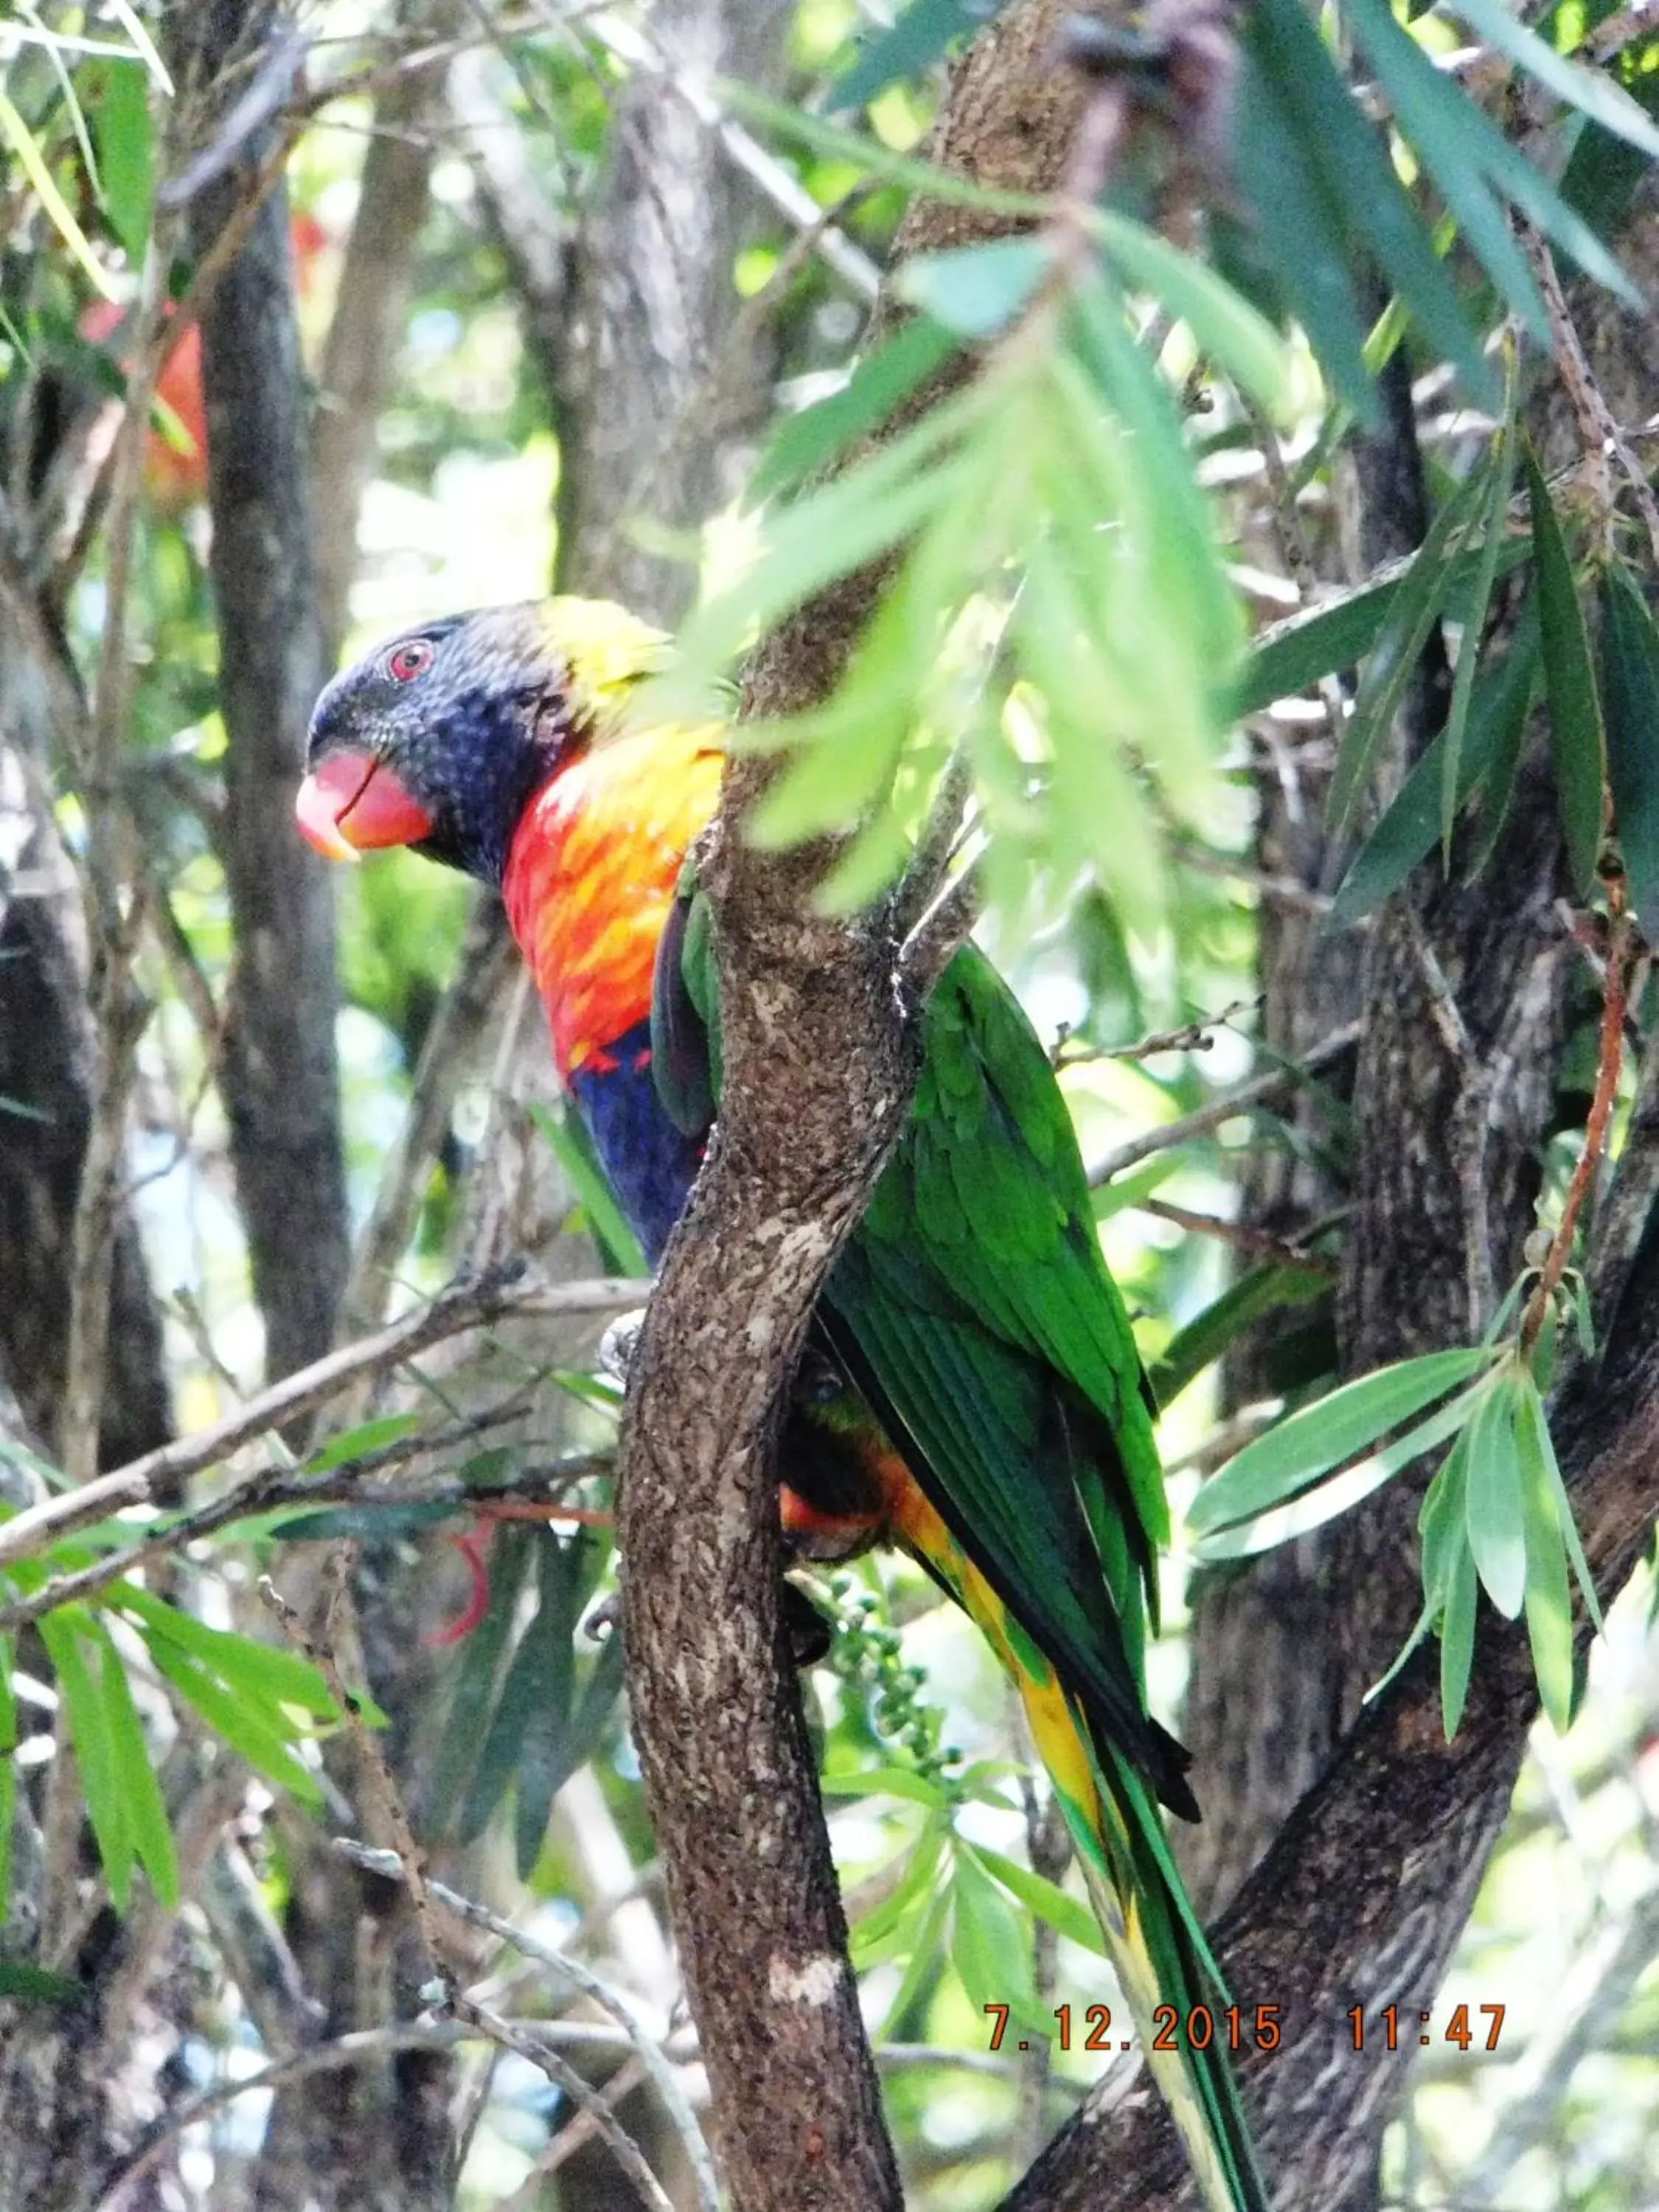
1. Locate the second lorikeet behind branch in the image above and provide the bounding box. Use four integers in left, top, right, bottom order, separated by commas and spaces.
296, 598, 1267, 2212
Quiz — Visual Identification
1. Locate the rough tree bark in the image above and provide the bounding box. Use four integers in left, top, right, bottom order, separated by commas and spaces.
613, 7, 1091, 2207
177, 0, 350, 1388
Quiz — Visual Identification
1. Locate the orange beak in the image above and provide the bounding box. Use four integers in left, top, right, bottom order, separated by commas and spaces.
295, 753, 434, 863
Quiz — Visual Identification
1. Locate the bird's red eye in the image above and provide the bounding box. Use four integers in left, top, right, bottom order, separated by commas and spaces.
386, 639, 434, 684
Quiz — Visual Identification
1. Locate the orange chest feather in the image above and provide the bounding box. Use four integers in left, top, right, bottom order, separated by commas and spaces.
501, 726, 723, 1077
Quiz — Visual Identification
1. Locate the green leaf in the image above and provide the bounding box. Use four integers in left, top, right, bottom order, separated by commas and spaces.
1349, 0, 1638, 318
1329, 462, 1492, 835
1249, 0, 1497, 403
1441, 380, 1518, 853
38, 1612, 133, 1907
1516, 1378, 1602, 1629
717, 81, 1051, 223
876, 1878, 951, 2036
1239, 539, 1531, 718
1527, 445, 1607, 896
1330, 613, 1540, 926
0, 1632, 15, 1928
1599, 567, 1659, 930
1447, 0, 1659, 164
0, 90, 117, 299
828, 0, 990, 111
146, 1643, 323, 1805
90, 1622, 178, 1907
1146, 1265, 1329, 1408
0, 1961, 85, 2005
970, 1842, 1105, 1958
1189, 1346, 1495, 1536
1514, 1374, 1575, 1730
1194, 1377, 1487, 1562
1439, 1520, 1480, 1738
949, 1841, 1034, 2019
116, 1587, 344, 1722
87, 57, 152, 261
852, 1814, 948, 1966
820, 1763, 949, 1809
896, 237, 1051, 340
428, 1526, 528, 1821
1471, 593, 1545, 877
754, 316, 961, 499
1461, 1371, 1527, 1620
1094, 208, 1293, 416
526, 1101, 650, 1278
512, 1534, 589, 1876
1229, 37, 1374, 417
304, 1413, 424, 1476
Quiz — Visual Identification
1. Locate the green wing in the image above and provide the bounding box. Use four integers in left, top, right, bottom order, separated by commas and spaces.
820, 942, 1193, 1813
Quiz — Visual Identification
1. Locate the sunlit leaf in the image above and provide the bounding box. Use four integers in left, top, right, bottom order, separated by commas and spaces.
1461, 1371, 1527, 1620
897, 238, 1050, 340
754, 316, 961, 499
1189, 1346, 1495, 1537
0, 90, 117, 300
1514, 1374, 1575, 1730
970, 1841, 1105, 1957
828, 0, 995, 111
92, 1622, 178, 1907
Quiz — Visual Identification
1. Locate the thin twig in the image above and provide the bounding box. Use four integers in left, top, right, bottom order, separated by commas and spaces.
1522, 897, 1633, 1353
0, 1267, 640, 1573
1522, 223, 1659, 569
1135, 1197, 1340, 1274
337, 1838, 720, 2212
1054, 996, 1259, 1068
1086, 1020, 1363, 1184
80, 2019, 641, 2212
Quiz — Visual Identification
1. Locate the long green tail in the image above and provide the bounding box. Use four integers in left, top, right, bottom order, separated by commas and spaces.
1064, 1736, 1268, 2212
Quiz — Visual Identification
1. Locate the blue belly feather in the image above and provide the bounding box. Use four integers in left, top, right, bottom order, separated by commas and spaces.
566, 1020, 702, 1265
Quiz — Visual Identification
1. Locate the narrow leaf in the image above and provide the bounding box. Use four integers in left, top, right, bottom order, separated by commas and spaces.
1527, 446, 1606, 895
970, 1842, 1106, 1957
1147, 1265, 1329, 1408
828, 0, 989, 111
1440, 1531, 1479, 1739
0, 91, 117, 299
1447, 0, 1659, 164
1599, 566, 1659, 929
1461, 1372, 1527, 1619
526, 1101, 649, 1277
38, 1613, 133, 1907
754, 316, 960, 499
1189, 1346, 1494, 1536
1329, 461, 1491, 834
305, 1413, 423, 1475
91, 1624, 178, 1907
1441, 380, 1517, 852
1193, 1377, 1487, 1561
1514, 1374, 1575, 1730
896, 237, 1050, 340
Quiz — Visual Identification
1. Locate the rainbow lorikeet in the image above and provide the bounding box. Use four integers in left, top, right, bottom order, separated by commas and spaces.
296, 599, 1266, 2212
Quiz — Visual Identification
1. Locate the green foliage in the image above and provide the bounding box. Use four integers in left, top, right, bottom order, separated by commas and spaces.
1192, 1277, 1606, 1739
426, 1525, 625, 1873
